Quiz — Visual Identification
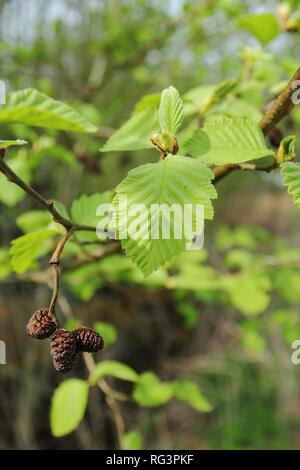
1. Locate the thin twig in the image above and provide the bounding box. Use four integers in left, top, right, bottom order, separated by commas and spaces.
48, 229, 75, 314
213, 161, 277, 184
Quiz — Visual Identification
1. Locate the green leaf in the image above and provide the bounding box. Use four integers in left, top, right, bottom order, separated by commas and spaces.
71, 191, 112, 228
172, 380, 213, 412
133, 372, 173, 407
50, 379, 89, 437
0, 139, 27, 149
277, 136, 296, 164
239, 13, 280, 45
159, 86, 184, 134
16, 210, 52, 233
9, 229, 56, 273
89, 360, 138, 385
281, 162, 300, 208
185, 115, 273, 165
112, 155, 217, 276
100, 107, 158, 152
93, 322, 118, 347
124, 430, 144, 450
0, 88, 97, 132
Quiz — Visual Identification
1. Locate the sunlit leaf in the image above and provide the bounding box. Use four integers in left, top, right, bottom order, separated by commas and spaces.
50, 379, 89, 437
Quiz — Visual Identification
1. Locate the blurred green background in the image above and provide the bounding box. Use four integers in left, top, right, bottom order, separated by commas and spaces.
1, 0, 300, 450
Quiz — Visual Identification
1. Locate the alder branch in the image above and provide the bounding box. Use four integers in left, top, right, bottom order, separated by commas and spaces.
213, 161, 277, 184
213, 66, 300, 183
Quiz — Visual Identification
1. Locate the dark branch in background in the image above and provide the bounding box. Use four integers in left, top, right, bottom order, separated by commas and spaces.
213, 66, 300, 183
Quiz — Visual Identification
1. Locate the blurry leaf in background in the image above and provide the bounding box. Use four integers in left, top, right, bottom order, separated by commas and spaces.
225, 272, 271, 315
239, 13, 281, 45
0, 155, 32, 207
124, 430, 144, 450
280, 162, 300, 208
158, 86, 184, 134
133, 372, 173, 407
89, 360, 138, 385
64, 263, 104, 301
50, 379, 89, 437
0, 88, 97, 132
113, 156, 216, 276
9, 229, 56, 273
93, 322, 118, 347
183, 79, 237, 116
185, 115, 274, 164
16, 210, 52, 233
210, 98, 262, 122
172, 380, 213, 412
100, 107, 158, 152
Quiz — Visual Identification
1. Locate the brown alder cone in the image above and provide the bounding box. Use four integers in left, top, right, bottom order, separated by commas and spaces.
26, 308, 57, 340
51, 329, 77, 373
75, 327, 104, 353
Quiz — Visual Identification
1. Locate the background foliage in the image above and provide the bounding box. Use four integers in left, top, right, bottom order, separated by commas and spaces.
1, 0, 300, 450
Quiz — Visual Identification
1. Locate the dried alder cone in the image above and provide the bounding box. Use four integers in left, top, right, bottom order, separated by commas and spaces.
26, 308, 57, 339
26, 308, 104, 373
75, 326, 104, 353
51, 329, 77, 373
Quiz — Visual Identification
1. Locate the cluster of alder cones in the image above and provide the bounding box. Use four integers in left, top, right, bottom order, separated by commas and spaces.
26, 308, 104, 373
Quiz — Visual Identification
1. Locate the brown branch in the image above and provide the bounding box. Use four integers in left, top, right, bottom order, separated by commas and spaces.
260, 66, 300, 136
213, 66, 300, 183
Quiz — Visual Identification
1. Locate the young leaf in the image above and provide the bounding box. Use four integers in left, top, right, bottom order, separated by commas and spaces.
0, 88, 97, 132
0, 139, 27, 149
50, 379, 89, 437
281, 162, 300, 207
239, 13, 280, 45
100, 107, 158, 152
112, 155, 217, 276
9, 229, 56, 273
185, 115, 273, 165
71, 191, 112, 227
159, 86, 184, 134
133, 372, 173, 407
172, 380, 213, 412
89, 360, 138, 385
